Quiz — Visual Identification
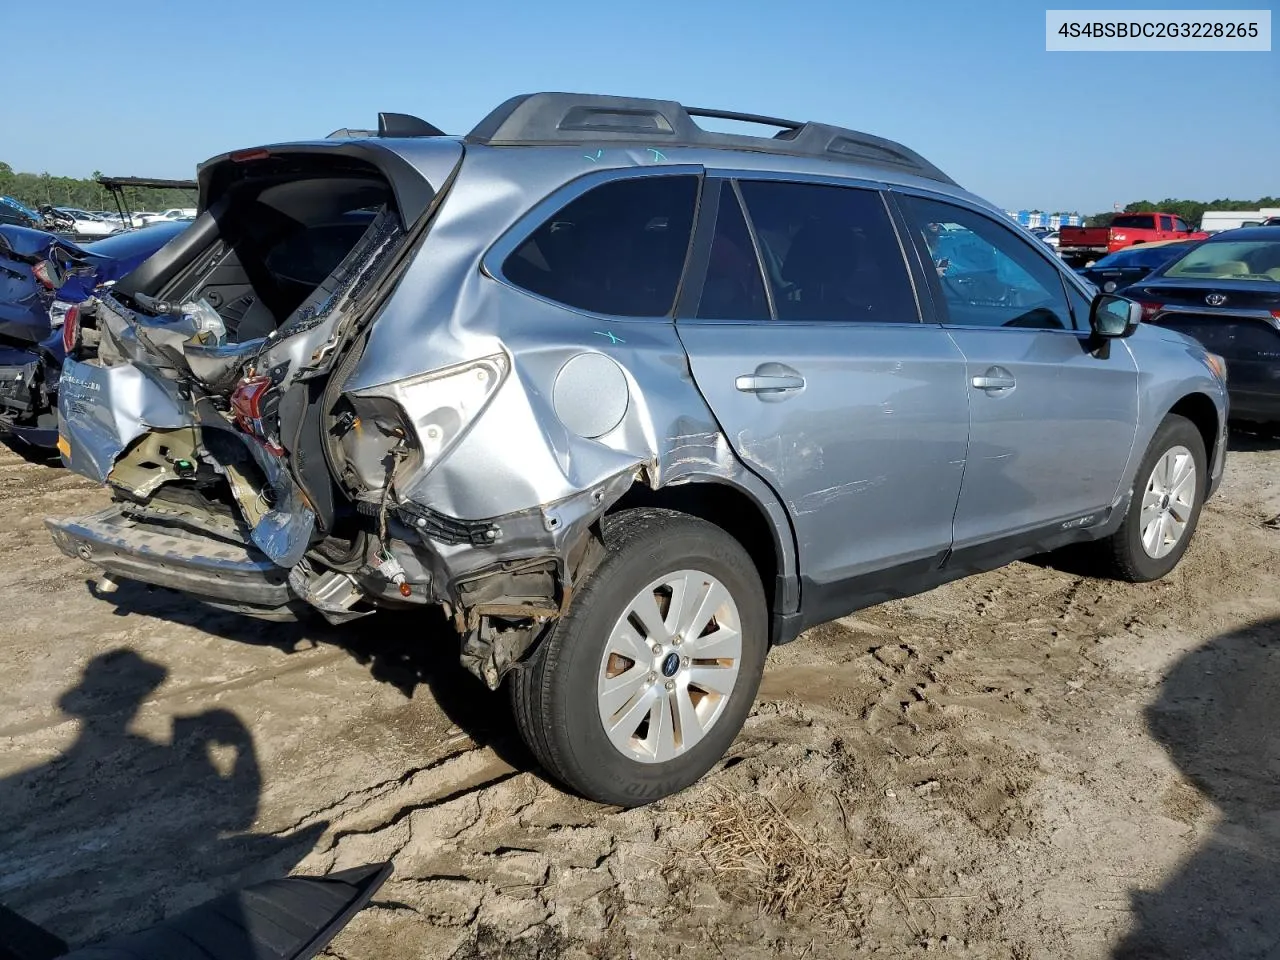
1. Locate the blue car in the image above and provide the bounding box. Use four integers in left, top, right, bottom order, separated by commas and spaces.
0, 222, 187, 450
0, 196, 43, 229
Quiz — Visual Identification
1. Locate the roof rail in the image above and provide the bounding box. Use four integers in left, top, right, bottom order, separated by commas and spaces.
465, 93, 954, 184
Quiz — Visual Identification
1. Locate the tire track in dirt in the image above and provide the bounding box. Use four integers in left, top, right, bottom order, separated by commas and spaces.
5, 441, 1280, 959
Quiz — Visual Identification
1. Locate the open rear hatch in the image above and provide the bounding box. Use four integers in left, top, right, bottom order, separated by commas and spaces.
56, 139, 463, 576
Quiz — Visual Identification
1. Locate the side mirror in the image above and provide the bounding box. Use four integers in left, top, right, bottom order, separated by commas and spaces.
1090, 293, 1142, 338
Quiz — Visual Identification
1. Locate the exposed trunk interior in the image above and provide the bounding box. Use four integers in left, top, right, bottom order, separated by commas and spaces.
113, 158, 400, 343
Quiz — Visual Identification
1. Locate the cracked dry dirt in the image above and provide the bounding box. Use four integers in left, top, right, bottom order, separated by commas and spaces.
2, 434, 1279, 959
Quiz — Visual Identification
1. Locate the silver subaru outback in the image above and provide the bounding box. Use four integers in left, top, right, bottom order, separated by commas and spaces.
49, 94, 1229, 805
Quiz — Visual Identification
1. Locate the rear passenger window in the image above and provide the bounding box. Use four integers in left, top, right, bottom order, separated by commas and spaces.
502, 175, 698, 317
1159, 215, 1174, 231
696, 184, 770, 320
736, 180, 919, 323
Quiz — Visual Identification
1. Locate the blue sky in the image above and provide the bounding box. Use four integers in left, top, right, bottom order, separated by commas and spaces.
3, 0, 1274, 213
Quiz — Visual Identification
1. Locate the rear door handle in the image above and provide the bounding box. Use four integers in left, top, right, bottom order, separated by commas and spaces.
971, 375, 1016, 390
735, 374, 806, 393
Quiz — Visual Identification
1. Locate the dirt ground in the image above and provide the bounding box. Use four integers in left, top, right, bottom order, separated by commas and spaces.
2, 432, 1278, 960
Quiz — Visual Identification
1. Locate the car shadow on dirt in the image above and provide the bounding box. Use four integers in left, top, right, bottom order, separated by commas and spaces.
96, 579, 538, 776
0, 436, 61, 467
1227, 425, 1280, 453
1115, 615, 1280, 959
0, 647, 325, 945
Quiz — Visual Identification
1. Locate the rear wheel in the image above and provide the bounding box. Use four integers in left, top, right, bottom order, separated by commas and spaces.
1090, 414, 1206, 582
510, 508, 767, 806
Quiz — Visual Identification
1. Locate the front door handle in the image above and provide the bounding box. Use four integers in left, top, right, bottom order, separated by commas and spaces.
736, 374, 806, 393
972, 375, 1016, 390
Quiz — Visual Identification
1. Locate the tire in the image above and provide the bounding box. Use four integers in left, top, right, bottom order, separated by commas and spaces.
510, 508, 768, 806
1090, 414, 1206, 582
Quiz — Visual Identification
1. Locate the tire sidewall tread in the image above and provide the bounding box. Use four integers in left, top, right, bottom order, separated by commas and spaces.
1105, 414, 1207, 582
511, 508, 767, 807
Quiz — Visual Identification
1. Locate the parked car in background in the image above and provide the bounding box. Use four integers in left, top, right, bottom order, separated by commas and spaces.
1264, 217, 1280, 227
51, 207, 121, 239
0, 196, 43, 229
1040, 230, 1060, 250
139, 207, 197, 225
1128, 227, 1280, 426
49, 93, 1228, 806
0, 221, 187, 450
1059, 213, 1207, 266
1077, 239, 1202, 293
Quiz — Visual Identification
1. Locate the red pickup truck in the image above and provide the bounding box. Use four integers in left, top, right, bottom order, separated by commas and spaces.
1058, 213, 1208, 265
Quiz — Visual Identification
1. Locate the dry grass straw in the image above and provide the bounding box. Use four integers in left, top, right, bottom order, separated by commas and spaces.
691, 782, 905, 931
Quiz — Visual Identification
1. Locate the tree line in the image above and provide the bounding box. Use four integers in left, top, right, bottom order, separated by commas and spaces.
2, 159, 1274, 229
0, 162, 197, 213
1087, 197, 1280, 228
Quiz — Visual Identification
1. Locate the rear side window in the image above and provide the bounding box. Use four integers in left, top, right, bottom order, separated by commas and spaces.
1159, 216, 1174, 231
503, 175, 698, 317
735, 180, 918, 323
1112, 214, 1156, 230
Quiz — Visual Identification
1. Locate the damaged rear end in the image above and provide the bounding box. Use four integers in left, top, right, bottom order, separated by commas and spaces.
47, 133, 643, 689
51, 136, 464, 607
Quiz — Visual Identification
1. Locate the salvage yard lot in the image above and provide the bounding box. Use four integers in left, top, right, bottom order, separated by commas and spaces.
2, 437, 1278, 960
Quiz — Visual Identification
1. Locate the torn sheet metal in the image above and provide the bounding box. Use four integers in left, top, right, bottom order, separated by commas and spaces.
192, 401, 316, 569
57, 358, 190, 482
96, 295, 226, 374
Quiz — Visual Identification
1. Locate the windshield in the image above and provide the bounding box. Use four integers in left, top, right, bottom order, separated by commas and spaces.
1163, 239, 1280, 282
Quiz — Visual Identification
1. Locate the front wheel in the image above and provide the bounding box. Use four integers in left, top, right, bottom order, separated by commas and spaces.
510, 508, 767, 806
1090, 414, 1207, 582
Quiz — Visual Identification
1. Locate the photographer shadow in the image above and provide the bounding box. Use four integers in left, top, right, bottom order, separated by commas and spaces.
1116, 615, 1280, 959
97, 579, 537, 777
0, 648, 325, 946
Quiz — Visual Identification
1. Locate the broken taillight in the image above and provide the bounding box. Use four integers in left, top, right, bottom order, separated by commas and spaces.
61, 304, 80, 354
230, 375, 283, 454
32, 260, 65, 290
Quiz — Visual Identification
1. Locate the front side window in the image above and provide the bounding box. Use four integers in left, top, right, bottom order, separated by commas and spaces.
1173, 218, 1192, 232
502, 175, 698, 317
900, 195, 1076, 330
735, 180, 919, 323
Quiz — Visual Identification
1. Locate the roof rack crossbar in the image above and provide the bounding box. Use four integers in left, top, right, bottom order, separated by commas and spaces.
464, 93, 954, 185
683, 106, 803, 131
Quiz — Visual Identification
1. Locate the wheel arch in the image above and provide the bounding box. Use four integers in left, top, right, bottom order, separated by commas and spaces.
606, 475, 800, 644
1167, 391, 1221, 469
